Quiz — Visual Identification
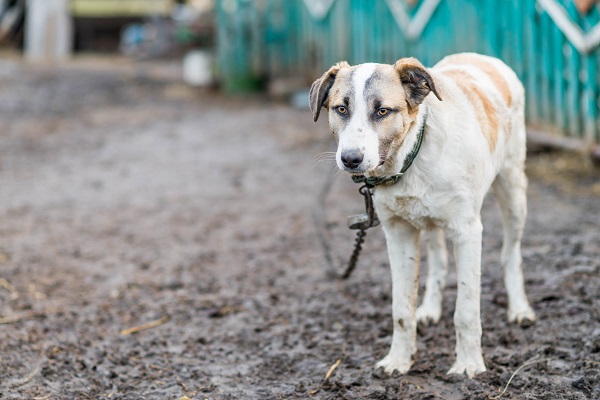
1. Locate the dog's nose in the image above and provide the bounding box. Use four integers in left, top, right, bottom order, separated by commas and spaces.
341, 150, 364, 169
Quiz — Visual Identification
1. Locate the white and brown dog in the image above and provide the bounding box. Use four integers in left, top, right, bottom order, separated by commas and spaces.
309, 53, 536, 377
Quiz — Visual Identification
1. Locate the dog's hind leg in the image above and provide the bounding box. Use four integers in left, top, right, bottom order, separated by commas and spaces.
447, 219, 486, 377
492, 166, 536, 324
416, 228, 448, 325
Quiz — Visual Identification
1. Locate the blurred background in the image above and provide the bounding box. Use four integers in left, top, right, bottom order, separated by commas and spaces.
1, 1, 600, 399
1, 0, 599, 144
214, 0, 600, 145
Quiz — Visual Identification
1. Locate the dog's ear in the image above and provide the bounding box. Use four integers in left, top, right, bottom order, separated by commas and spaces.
309, 61, 349, 122
394, 58, 442, 110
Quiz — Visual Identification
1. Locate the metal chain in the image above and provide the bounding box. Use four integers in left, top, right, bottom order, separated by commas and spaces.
314, 177, 381, 280
340, 184, 379, 279
341, 228, 367, 279
319, 113, 425, 280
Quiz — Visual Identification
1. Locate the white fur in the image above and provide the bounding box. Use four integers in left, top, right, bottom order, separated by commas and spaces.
416, 228, 448, 324
336, 63, 380, 172
330, 53, 535, 378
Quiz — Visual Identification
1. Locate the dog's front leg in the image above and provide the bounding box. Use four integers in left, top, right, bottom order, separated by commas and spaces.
448, 220, 486, 377
376, 218, 420, 375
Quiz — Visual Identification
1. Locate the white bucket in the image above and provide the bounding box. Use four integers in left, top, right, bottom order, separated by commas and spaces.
182, 50, 213, 87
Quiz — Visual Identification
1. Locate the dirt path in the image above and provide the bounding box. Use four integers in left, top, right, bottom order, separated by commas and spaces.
0, 57, 599, 399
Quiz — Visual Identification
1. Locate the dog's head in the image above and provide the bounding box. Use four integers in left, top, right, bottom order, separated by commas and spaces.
310, 58, 441, 174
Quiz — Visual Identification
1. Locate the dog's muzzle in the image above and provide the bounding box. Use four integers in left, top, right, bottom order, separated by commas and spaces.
341, 149, 364, 170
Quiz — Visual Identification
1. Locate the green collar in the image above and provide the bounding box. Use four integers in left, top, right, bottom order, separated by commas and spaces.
352, 117, 426, 187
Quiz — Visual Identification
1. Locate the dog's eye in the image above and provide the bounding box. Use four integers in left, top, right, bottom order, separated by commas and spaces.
377, 108, 389, 117
335, 106, 347, 115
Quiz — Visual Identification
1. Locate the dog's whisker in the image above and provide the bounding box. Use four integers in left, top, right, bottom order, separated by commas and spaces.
321, 163, 340, 178
313, 152, 338, 168
313, 159, 337, 169
313, 155, 336, 164
313, 152, 336, 162
331, 167, 343, 178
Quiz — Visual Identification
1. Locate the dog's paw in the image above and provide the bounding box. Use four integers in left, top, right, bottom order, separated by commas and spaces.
508, 306, 536, 325
375, 354, 412, 375
447, 356, 486, 378
416, 304, 442, 326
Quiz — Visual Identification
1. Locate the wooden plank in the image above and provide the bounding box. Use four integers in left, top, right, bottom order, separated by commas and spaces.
582, 53, 598, 141
390, 1, 407, 63
552, 3, 566, 132
512, 0, 525, 78
333, 0, 345, 64
373, 0, 385, 62
382, 0, 394, 63
524, 0, 541, 123
582, 5, 600, 142
350, 0, 362, 64
540, 8, 553, 122
527, 128, 587, 152
282, 0, 295, 75
566, 1, 583, 138
426, 0, 448, 65
484, 0, 497, 56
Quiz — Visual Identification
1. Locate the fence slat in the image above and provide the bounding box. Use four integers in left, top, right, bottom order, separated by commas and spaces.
524, 0, 540, 123
582, 6, 600, 142
552, 6, 566, 133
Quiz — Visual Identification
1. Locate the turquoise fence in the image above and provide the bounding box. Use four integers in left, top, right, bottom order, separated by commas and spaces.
216, 0, 600, 143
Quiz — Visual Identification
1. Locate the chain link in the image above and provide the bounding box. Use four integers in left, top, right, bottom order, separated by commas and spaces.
341, 228, 367, 279
340, 184, 379, 279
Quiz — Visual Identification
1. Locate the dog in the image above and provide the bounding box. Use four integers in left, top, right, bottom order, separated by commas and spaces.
309, 53, 536, 377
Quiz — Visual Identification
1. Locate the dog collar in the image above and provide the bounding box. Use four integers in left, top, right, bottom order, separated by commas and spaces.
352, 117, 426, 187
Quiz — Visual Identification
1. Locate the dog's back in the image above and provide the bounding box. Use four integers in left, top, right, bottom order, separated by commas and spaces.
429, 53, 534, 325
433, 53, 526, 174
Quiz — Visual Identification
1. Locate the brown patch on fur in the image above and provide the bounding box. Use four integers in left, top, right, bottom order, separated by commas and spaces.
309, 61, 351, 122
322, 66, 356, 137
441, 69, 499, 151
379, 135, 396, 163
363, 64, 414, 164
395, 57, 426, 71
442, 54, 512, 106
384, 115, 417, 167
394, 58, 442, 110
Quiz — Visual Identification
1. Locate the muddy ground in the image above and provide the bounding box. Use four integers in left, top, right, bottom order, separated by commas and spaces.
0, 56, 599, 400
